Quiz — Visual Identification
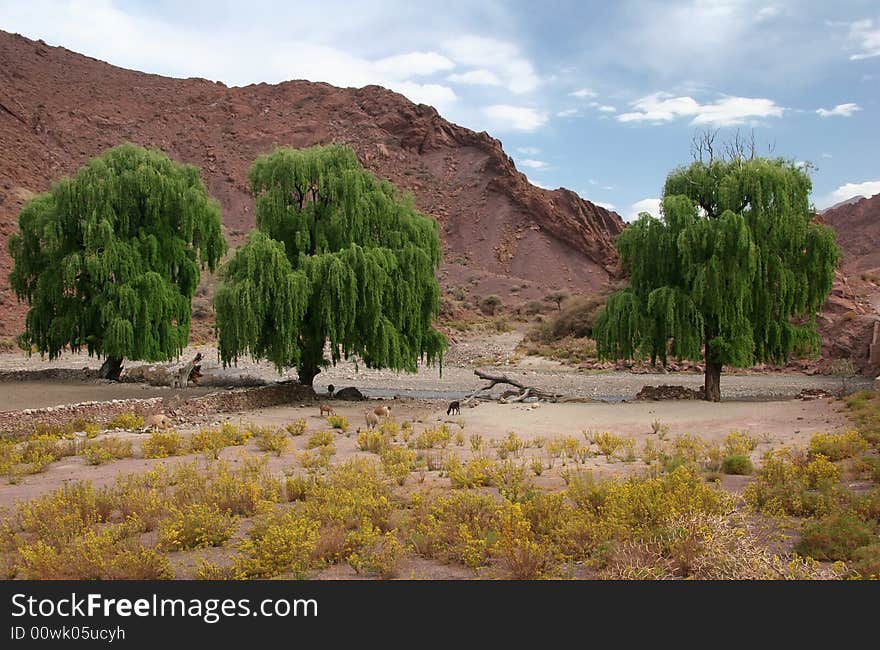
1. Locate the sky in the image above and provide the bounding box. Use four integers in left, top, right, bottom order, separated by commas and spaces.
1, 0, 878, 219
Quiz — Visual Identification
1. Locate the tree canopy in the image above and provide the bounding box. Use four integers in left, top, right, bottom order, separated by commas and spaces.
8, 143, 226, 378
213, 144, 446, 386
594, 156, 839, 401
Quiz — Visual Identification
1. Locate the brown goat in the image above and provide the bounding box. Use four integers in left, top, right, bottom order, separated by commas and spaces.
319, 404, 335, 417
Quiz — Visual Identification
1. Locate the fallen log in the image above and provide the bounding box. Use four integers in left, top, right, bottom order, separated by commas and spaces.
172, 352, 203, 389
464, 369, 565, 404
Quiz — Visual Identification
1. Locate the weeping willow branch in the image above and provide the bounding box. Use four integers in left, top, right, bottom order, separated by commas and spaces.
8, 144, 226, 371
595, 157, 839, 401
214, 144, 447, 386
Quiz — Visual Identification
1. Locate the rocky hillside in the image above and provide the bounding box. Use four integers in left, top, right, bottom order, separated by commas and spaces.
823, 193, 880, 275
0, 30, 624, 340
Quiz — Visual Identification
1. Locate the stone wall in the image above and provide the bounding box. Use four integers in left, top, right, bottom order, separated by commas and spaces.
0, 398, 164, 438
0, 382, 316, 439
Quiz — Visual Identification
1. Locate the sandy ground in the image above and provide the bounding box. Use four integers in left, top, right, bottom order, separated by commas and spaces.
0, 395, 853, 509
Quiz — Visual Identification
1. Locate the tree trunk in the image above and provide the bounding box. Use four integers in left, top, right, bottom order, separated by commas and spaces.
704, 361, 722, 402
99, 356, 124, 381
297, 363, 320, 388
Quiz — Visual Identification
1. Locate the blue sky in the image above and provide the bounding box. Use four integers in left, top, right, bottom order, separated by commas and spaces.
1, 0, 878, 218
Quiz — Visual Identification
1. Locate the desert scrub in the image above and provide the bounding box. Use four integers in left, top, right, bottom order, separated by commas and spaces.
588, 431, 625, 460
234, 508, 320, 579
107, 413, 144, 430
193, 560, 238, 580
301, 459, 393, 530
411, 425, 451, 449
850, 544, 880, 578
589, 466, 731, 538
844, 389, 880, 443
724, 431, 759, 457
158, 503, 238, 551
530, 458, 544, 476
306, 430, 336, 450
326, 415, 349, 432
499, 432, 526, 457
446, 455, 495, 488
743, 448, 840, 517
13, 482, 104, 547
357, 428, 393, 453
721, 454, 754, 475
81, 438, 133, 465
286, 419, 308, 436
497, 502, 553, 579
299, 448, 334, 473
602, 512, 843, 580
408, 491, 502, 570
469, 433, 484, 453
16, 526, 172, 580
190, 423, 251, 458
141, 430, 185, 458
380, 446, 417, 486
671, 434, 707, 465
254, 427, 289, 456
492, 459, 530, 502
808, 430, 868, 461
345, 522, 403, 579
795, 511, 875, 561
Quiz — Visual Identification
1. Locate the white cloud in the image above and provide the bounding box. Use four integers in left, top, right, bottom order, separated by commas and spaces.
816, 103, 862, 118
821, 153, 833, 159
443, 35, 540, 93
483, 105, 548, 132
374, 52, 455, 78
629, 198, 662, 222
755, 6, 782, 22
519, 159, 547, 169
556, 108, 578, 117
597, 104, 617, 113
570, 88, 596, 98
392, 82, 458, 109
588, 179, 616, 191
617, 92, 784, 126
848, 19, 880, 60
819, 180, 880, 209
517, 147, 540, 155
527, 176, 551, 190
594, 201, 616, 212
447, 69, 502, 86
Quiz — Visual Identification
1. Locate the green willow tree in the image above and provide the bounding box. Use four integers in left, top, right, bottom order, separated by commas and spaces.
594, 156, 839, 401
8, 144, 226, 380
214, 144, 446, 387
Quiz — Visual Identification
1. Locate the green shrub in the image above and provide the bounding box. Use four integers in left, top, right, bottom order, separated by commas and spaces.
795, 512, 875, 561
851, 544, 880, 578
479, 294, 502, 316
722, 454, 754, 475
